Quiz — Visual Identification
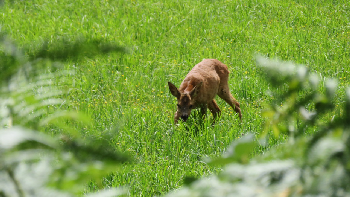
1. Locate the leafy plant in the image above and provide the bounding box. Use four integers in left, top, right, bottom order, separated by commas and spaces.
0, 28, 128, 196
165, 57, 350, 197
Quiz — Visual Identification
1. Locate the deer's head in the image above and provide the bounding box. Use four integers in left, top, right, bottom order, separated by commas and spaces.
168, 81, 202, 122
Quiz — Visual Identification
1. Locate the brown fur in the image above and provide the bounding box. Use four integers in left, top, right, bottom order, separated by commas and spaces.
168, 59, 242, 124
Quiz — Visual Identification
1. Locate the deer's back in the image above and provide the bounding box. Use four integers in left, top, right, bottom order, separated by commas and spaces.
179, 59, 229, 103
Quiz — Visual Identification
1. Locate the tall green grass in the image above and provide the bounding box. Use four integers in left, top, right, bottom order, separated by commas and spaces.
1, 0, 349, 196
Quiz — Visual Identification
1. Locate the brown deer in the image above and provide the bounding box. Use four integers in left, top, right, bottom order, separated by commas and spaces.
168, 59, 242, 124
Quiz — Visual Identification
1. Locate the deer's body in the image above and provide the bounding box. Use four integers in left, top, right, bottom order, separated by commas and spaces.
168, 59, 242, 124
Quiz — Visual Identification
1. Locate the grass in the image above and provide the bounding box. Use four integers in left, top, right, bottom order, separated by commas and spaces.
1, 0, 350, 196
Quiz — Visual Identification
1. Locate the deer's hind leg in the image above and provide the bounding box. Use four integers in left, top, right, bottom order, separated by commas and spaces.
218, 85, 242, 120
208, 99, 221, 121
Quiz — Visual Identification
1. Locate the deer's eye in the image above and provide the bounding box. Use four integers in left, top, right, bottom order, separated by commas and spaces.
189, 105, 193, 109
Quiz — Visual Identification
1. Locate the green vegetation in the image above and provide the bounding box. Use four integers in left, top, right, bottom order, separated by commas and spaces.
0, 0, 349, 196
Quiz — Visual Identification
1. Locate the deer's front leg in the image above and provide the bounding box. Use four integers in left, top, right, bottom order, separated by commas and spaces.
200, 104, 208, 119
174, 110, 181, 124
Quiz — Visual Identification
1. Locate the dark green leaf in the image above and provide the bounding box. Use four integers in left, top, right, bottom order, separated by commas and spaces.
60, 135, 129, 164
344, 88, 350, 124
27, 38, 125, 62
183, 176, 198, 186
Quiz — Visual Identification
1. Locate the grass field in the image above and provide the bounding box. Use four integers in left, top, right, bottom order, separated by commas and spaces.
1, 0, 350, 196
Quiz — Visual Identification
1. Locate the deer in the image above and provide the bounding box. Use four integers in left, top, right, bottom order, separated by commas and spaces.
168, 59, 242, 124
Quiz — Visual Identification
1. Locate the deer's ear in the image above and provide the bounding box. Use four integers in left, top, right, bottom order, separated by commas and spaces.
190, 82, 202, 98
168, 82, 180, 98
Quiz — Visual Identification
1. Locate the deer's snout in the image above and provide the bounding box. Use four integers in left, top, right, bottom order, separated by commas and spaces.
181, 114, 189, 122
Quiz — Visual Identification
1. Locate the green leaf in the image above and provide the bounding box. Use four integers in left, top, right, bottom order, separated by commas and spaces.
3, 149, 54, 167
325, 78, 338, 99
222, 160, 298, 184
288, 79, 301, 91
183, 176, 198, 186
84, 188, 128, 197
296, 66, 308, 82
314, 94, 333, 114
60, 134, 129, 164
344, 87, 350, 124
309, 73, 320, 90
49, 160, 123, 193
299, 107, 316, 121
208, 134, 257, 165
272, 124, 280, 137
0, 34, 26, 85
40, 111, 92, 127
0, 127, 57, 151
308, 137, 344, 165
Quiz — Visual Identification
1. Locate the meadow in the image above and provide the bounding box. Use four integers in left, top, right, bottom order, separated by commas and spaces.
1, 0, 349, 196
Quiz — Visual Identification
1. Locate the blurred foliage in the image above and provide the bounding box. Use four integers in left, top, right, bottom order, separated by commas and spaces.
165, 57, 350, 196
26, 37, 125, 62
0, 22, 127, 197
0, 30, 124, 87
